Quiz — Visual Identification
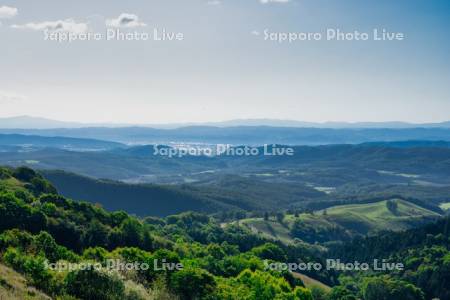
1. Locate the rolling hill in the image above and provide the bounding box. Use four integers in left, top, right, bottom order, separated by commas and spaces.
322, 199, 441, 234
41, 170, 329, 216
1, 142, 450, 185
239, 199, 441, 244
41, 170, 237, 217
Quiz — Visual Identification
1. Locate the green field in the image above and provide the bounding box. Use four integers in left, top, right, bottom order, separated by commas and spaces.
239, 218, 295, 244
239, 199, 441, 244
322, 199, 440, 234
440, 202, 450, 211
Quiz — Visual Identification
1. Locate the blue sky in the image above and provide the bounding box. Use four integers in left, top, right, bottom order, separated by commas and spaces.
0, 0, 449, 124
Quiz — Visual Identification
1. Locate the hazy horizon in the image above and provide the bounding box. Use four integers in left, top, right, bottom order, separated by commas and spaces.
1, 114, 450, 127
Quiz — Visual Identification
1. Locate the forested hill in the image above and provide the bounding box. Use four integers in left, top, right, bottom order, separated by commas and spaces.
2, 141, 450, 185
0, 166, 332, 299
41, 170, 327, 216
330, 216, 450, 300
41, 170, 236, 216
1, 165, 449, 299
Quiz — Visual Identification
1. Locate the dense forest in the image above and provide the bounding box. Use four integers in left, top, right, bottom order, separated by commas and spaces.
0, 166, 449, 299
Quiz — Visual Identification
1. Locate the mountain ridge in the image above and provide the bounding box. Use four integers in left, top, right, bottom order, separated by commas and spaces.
1, 115, 450, 129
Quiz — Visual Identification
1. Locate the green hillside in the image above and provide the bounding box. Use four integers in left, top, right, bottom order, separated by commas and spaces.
0, 166, 330, 299
440, 202, 450, 211
41, 170, 327, 217
41, 170, 239, 217
330, 217, 450, 300
322, 199, 440, 234
0, 165, 448, 299
240, 199, 441, 244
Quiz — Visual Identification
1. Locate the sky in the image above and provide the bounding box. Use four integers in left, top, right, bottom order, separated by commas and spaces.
0, 0, 449, 124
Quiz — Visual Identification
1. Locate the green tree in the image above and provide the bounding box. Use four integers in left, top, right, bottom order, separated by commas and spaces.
328, 286, 357, 300
276, 212, 285, 224
120, 218, 144, 247
170, 268, 216, 300
294, 286, 313, 300
65, 269, 125, 300
361, 276, 424, 300
251, 243, 287, 262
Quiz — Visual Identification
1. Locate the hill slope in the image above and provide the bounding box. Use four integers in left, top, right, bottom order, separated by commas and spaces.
42, 170, 329, 216
323, 199, 441, 234
42, 170, 238, 217
239, 199, 441, 244
0, 263, 51, 300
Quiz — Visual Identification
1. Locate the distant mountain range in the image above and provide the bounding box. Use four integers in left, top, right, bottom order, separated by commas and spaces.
1, 115, 450, 129
2, 126, 450, 145
0, 116, 132, 129
0, 134, 124, 151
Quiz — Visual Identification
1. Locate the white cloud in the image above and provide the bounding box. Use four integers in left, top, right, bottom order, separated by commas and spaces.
11, 19, 88, 34
207, 0, 221, 5
0, 6, 18, 19
0, 91, 26, 102
106, 13, 146, 28
260, 0, 290, 3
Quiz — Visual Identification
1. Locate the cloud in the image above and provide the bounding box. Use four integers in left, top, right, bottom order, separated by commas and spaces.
11, 19, 88, 34
207, 0, 221, 5
0, 91, 26, 102
0, 6, 18, 19
260, 0, 290, 3
106, 13, 146, 28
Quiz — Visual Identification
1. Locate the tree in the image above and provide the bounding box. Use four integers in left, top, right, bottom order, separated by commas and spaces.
35, 231, 60, 262
294, 286, 313, 300
251, 243, 287, 261
234, 269, 299, 300
83, 220, 110, 249
120, 218, 144, 247
65, 269, 125, 300
310, 286, 329, 300
276, 212, 285, 224
13, 167, 37, 182
362, 276, 425, 300
386, 200, 398, 215
328, 286, 357, 300
0, 192, 47, 233
170, 268, 216, 300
